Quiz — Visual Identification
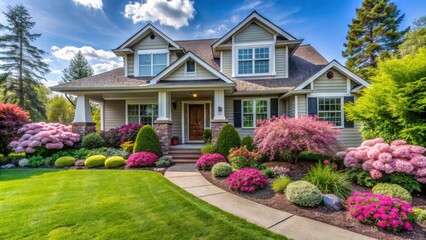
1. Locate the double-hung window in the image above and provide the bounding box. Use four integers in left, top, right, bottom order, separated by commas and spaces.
138, 51, 168, 76
318, 97, 343, 127
237, 47, 270, 75
127, 104, 158, 125
242, 99, 268, 128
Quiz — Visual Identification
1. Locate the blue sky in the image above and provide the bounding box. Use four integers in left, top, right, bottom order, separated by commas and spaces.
0, 0, 425, 87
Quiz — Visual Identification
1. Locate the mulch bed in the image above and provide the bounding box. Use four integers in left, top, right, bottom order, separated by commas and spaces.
199, 160, 426, 240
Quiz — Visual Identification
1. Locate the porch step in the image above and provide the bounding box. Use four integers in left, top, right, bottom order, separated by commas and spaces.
169, 145, 203, 163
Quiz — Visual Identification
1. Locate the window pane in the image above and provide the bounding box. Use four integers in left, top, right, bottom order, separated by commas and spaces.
254, 60, 269, 73
238, 49, 253, 60
243, 100, 253, 114
139, 54, 151, 65
140, 66, 151, 76
256, 100, 268, 113
243, 114, 254, 128
318, 97, 342, 127
238, 61, 253, 74
186, 61, 195, 72
255, 48, 269, 59
153, 54, 167, 65
128, 105, 139, 124
153, 65, 166, 75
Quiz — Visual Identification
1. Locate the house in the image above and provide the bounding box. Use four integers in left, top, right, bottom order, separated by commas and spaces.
51, 11, 370, 155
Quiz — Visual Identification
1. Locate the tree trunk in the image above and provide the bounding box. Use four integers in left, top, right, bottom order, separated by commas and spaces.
19, 32, 24, 108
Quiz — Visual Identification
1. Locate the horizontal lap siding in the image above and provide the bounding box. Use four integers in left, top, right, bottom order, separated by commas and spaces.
313, 70, 347, 92
222, 50, 232, 78
234, 23, 273, 43
104, 100, 126, 130
165, 63, 217, 80
133, 35, 168, 49
337, 123, 363, 147
171, 101, 182, 139
127, 54, 134, 76
276, 47, 287, 78
297, 95, 307, 117
287, 96, 295, 118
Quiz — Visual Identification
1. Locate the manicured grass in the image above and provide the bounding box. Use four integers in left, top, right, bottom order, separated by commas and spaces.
0, 169, 286, 240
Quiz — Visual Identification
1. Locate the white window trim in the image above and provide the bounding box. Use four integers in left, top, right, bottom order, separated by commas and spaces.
134, 49, 169, 77
234, 45, 274, 77
184, 60, 197, 78
317, 96, 344, 128
241, 98, 271, 129
125, 99, 159, 125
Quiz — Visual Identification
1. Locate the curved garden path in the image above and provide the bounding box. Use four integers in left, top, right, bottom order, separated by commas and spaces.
165, 163, 375, 240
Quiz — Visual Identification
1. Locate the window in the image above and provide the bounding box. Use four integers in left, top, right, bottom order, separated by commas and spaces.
186, 60, 195, 73
139, 53, 168, 76
237, 47, 270, 75
127, 104, 158, 125
318, 97, 343, 127
242, 99, 268, 128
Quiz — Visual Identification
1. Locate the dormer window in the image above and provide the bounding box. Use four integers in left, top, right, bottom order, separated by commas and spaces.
237, 46, 271, 75
185, 60, 196, 77
137, 49, 169, 76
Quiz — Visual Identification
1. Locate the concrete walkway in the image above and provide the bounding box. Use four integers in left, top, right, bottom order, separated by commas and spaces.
165, 163, 375, 240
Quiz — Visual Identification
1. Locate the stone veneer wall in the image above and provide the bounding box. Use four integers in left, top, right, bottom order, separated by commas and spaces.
154, 120, 173, 155
72, 122, 96, 138
211, 119, 229, 144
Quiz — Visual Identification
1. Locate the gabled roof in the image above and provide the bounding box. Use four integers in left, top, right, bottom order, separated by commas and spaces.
150, 52, 234, 85
212, 11, 297, 49
113, 23, 181, 53
175, 39, 220, 70
293, 60, 371, 91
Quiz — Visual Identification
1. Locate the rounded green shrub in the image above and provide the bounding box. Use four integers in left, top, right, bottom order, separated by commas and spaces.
285, 181, 322, 207
82, 133, 105, 149
241, 135, 255, 151
155, 156, 172, 167
55, 156, 76, 168
212, 162, 232, 177
201, 144, 215, 155
104, 156, 126, 169
215, 124, 241, 158
272, 176, 292, 193
133, 125, 161, 156
372, 183, 412, 203
84, 155, 107, 168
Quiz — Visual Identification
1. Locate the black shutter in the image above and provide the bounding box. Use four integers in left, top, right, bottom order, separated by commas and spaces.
233, 100, 242, 128
270, 98, 279, 117
307, 97, 318, 116
344, 96, 355, 128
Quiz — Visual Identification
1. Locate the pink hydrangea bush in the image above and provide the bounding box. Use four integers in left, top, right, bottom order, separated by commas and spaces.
346, 192, 414, 232
339, 138, 426, 183
254, 115, 341, 163
126, 152, 158, 167
227, 168, 268, 192
196, 153, 226, 170
9, 122, 80, 154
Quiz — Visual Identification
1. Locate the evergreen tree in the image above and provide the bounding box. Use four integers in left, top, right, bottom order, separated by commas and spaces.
399, 16, 426, 56
342, 0, 407, 78
0, 4, 49, 114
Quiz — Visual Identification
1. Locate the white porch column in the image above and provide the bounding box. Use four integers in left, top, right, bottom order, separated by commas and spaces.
157, 90, 171, 121
213, 89, 226, 120
73, 94, 93, 123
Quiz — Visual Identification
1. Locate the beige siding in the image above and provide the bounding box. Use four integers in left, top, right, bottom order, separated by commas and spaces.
297, 95, 307, 117
104, 100, 126, 130
287, 96, 295, 118
133, 35, 168, 50
127, 54, 134, 76
234, 23, 273, 43
278, 99, 285, 116
275, 47, 288, 78
171, 100, 182, 139
170, 52, 178, 63
222, 50, 232, 78
338, 123, 363, 147
313, 70, 347, 92
165, 62, 217, 80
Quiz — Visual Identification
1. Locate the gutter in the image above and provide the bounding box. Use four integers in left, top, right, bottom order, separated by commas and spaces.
279, 89, 313, 99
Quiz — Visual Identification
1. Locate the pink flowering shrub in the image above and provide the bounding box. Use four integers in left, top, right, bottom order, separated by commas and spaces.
9, 122, 80, 154
346, 192, 414, 232
227, 168, 268, 192
340, 138, 426, 183
254, 115, 341, 163
126, 151, 158, 167
196, 153, 226, 170
118, 123, 143, 144
227, 146, 262, 170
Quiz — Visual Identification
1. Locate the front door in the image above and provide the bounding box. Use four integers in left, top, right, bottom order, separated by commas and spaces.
189, 104, 204, 141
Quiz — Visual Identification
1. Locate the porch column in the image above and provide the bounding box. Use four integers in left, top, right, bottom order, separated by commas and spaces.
154, 90, 173, 156
212, 89, 228, 144
72, 94, 96, 137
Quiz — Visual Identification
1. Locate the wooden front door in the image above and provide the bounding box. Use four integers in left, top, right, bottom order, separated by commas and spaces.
189, 104, 204, 141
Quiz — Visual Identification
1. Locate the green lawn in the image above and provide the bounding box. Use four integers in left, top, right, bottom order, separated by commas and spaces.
0, 169, 285, 240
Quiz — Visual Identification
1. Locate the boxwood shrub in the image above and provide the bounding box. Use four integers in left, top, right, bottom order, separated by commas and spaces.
84, 155, 107, 168
211, 162, 232, 177
82, 133, 105, 149
285, 181, 322, 207
372, 183, 412, 203
104, 156, 126, 169
133, 125, 162, 156
55, 156, 76, 168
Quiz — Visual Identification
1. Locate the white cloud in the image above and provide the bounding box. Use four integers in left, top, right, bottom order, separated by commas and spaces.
72, 0, 103, 10
236, 1, 262, 11
41, 58, 52, 63
230, 15, 239, 24
201, 24, 228, 37
124, 0, 195, 29
51, 46, 116, 62
50, 69, 62, 75
92, 62, 122, 74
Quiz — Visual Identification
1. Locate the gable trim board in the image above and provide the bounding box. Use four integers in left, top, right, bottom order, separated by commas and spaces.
150, 52, 234, 84
212, 11, 297, 49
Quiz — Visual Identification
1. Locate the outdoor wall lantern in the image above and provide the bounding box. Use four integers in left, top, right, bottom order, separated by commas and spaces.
218, 106, 223, 112
172, 99, 178, 110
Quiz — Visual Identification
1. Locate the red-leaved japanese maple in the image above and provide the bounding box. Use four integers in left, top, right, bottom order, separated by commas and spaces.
254, 115, 341, 163
0, 103, 30, 154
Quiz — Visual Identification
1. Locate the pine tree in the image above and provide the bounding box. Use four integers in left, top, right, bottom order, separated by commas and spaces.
342, 0, 408, 78
399, 16, 426, 56
0, 4, 49, 112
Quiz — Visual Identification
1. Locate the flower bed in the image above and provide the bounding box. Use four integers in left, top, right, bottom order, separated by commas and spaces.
227, 168, 268, 192
195, 153, 226, 170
